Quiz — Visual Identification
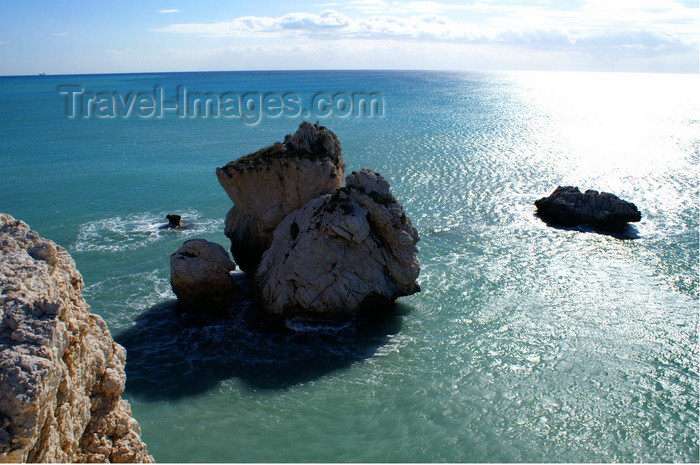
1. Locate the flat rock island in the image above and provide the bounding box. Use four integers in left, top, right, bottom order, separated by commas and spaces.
535, 185, 642, 230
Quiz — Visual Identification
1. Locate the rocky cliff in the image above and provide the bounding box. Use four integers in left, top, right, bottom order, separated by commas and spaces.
0, 213, 153, 463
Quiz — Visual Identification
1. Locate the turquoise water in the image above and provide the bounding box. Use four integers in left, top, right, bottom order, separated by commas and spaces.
1, 70, 698, 462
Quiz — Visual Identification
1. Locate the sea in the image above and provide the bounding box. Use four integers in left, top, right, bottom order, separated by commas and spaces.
0, 70, 698, 462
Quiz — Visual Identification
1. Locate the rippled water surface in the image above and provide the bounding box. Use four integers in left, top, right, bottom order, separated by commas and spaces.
1, 71, 697, 462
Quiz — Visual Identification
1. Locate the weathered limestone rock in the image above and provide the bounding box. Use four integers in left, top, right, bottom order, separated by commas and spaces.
170, 239, 238, 309
535, 186, 642, 230
0, 213, 152, 463
216, 122, 345, 273
254, 169, 420, 318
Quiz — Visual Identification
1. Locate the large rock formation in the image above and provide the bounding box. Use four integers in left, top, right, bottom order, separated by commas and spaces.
217, 122, 345, 273
255, 169, 420, 318
535, 186, 642, 230
170, 239, 238, 309
0, 213, 153, 463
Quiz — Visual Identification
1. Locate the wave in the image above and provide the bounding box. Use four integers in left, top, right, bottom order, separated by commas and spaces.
73, 210, 224, 252
284, 315, 355, 333
84, 270, 175, 330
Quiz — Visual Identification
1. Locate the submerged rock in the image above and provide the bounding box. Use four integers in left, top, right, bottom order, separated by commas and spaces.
535, 186, 642, 230
0, 213, 153, 463
216, 122, 345, 273
255, 169, 420, 318
170, 239, 238, 309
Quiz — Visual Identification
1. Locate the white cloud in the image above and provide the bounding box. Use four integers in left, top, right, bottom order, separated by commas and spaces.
0, 41, 7, 45
316, 0, 475, 15
158, 9, 180, 14
153, 10, 477, 38
150, 0, 698, 72
153, 2, 698, 51
158, 10, 352, 35
52, 32, 68, 37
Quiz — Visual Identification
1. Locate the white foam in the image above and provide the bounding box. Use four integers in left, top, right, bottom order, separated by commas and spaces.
84, 269, 175, 330
73, 210, 223, 252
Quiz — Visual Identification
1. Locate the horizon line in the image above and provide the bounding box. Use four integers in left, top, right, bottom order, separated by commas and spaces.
0, 68, 700, 78
1, 68, 699, 79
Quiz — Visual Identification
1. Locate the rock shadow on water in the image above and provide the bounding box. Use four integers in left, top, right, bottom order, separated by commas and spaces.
534, 213, 641, 239
115, 278, 408, 400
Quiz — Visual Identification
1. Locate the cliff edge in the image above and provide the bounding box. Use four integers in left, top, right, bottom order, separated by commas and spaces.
0, 213, 153, 463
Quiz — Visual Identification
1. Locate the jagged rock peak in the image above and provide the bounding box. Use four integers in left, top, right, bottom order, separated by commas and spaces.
221, 122, 342, 174
216, 122, 345, 274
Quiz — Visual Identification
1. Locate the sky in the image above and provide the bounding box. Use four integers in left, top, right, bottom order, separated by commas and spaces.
0, 0, 697, 75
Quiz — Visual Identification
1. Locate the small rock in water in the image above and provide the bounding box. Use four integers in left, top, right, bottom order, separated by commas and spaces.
165, 214, 181, 228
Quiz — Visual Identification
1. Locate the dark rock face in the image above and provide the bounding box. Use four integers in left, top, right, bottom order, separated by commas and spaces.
223, 206, 268, 275
535, 186, 642, 230
166, 214, 181, 228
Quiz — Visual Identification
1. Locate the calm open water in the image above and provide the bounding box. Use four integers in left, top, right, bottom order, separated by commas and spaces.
0, 70, 698, 462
